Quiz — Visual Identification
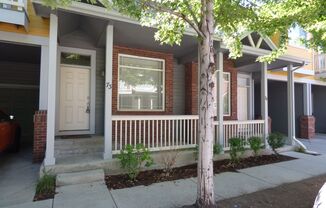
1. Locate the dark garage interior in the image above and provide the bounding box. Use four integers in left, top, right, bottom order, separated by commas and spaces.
0, 42, 41, 147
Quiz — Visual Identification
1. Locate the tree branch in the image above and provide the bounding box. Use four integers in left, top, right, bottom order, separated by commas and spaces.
183, 0, 200, 27
143, 1, 205, 38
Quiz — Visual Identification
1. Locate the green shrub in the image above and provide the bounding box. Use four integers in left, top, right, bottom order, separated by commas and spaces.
118, 144, 154, 180
36, 172, 55, 196
248, 136, 263, 157
194, 144, 223, 161
267, 132, 285, 154
213, 144, 223, 155
229, 137, 245, 164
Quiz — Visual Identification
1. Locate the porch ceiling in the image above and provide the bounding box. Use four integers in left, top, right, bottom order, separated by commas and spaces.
57, 10, 198, 59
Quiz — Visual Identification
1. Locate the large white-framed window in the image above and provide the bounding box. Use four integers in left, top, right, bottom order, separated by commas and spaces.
223, 72, 231, 116
118, 54, 165, 111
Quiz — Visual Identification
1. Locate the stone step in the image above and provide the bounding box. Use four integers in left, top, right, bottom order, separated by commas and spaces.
55, 137, 104, 158
56, 169, 105, 186
55, 137, 104, 146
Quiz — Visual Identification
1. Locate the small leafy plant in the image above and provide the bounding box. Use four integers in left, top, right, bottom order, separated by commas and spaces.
213, 144, 223, 155
160, 150, 179, 177
267, 132, 285, 155
229, 137, 245, 164
248, 136, 263, 157
194, 144, 223, 160
35, 171, 56, 197
118, 144, 154, 180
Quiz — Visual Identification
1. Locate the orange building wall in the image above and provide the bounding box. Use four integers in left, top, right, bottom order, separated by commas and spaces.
0, 0, 49, 37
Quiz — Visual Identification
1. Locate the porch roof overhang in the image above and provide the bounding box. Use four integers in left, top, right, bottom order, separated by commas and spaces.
32, 0, 307, 70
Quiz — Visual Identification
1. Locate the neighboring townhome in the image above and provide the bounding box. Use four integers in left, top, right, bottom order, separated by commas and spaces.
1, 0, 325, 171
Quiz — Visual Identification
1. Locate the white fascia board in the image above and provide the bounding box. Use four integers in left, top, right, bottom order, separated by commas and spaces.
238, 45, 309, 64
0, 30, 49, 46
32, 0, 222, 41
276, 67, 315, 76
267, 73, 326, 86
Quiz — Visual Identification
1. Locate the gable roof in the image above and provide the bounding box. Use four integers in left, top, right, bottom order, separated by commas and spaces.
241, 32, 277, 51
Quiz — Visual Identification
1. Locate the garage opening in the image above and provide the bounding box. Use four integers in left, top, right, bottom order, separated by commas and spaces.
0, 42, 41, 148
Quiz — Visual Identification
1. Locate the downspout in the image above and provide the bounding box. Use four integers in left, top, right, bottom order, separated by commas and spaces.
289, 62, 308, 151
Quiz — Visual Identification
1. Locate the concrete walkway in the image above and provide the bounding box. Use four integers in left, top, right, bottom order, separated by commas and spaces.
299, 134, 326, 154
0, 147, 40, 207
3, 152, 326, 208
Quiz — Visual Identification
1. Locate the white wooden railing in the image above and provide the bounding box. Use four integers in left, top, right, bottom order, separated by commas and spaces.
315, 54, 326, 74
0, 0, 27, 12
214, 120, 265, 150
112, 115, 198, 154
112, 116, 265, 154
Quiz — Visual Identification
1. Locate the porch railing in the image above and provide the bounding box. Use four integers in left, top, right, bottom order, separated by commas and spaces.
112, 115, 265, 154
315, 53, 326, 74
112, 115, 198, 154
214, 120, 265, 150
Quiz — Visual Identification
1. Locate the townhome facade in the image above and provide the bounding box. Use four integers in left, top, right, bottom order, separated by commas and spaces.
0, 0, 325, 169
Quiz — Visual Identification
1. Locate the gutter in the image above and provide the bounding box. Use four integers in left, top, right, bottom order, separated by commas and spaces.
289, 62, 311, 152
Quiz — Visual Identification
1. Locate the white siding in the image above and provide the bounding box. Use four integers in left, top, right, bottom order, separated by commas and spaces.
173, 60, 185, 115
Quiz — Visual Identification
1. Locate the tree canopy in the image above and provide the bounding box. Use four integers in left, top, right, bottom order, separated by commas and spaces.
43, 0, 326, 63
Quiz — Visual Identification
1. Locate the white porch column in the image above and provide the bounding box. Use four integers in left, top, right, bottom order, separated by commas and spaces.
303, 83, 312, 116
287, 63, 295, 145
103, 24, 113, 159
44, 13, 58, 166
39, 45, 49, 110
217, 51, 224, 149
261, 62, 269, 147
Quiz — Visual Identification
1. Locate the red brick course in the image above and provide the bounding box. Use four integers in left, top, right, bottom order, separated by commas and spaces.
184, 55, 238, 119
300, 115, 315, 139
33, 110, 47, 163
112, 46, 174, 115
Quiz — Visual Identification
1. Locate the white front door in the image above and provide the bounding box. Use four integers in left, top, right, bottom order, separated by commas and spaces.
238, 86, 248, 121
59, 66, 90, 131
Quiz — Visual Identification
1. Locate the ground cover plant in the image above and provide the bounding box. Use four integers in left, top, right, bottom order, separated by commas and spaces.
34, 172, 56, 201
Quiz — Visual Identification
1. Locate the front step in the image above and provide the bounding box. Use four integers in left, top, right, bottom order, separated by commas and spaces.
56, 169, 105, 186
55, 136, 104, 158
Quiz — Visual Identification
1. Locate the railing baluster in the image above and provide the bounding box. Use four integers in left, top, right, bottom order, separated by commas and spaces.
114, 120, 117, 151
129, 120, 132, 146
160, 120, 163, 147
172, 120, 175, 147
120, 121, 122, 150
190, 119, 193, 145
148, 120, 151, 148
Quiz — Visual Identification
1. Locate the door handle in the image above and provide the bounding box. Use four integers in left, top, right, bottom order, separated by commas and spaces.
86, 103, 90, 114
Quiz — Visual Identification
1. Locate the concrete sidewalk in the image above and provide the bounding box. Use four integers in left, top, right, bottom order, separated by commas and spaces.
3, 152, 326, 208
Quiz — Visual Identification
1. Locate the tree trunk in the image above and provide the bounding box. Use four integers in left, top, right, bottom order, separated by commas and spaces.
196, 0, 216, 207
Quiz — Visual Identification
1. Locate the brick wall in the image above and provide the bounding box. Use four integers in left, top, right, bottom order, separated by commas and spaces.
33, 110, 47, 163
184, 56, 238, 119
112, 46, 174, 115
300, 115, 315, 139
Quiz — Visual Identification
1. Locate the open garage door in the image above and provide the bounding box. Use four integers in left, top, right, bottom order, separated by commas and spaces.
0, 42, 40, 146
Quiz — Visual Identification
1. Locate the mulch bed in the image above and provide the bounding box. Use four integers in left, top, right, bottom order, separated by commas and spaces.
33, 190, 56, 201
105, 154, 295, 190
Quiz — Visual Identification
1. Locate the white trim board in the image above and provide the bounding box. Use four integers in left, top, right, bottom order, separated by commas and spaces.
55, 46, 96, 136
0, 31, 48, 46
267, 73, 326, 86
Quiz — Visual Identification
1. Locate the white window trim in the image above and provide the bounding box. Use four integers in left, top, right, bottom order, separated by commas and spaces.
224, 72, 231, 116
117, 53, 166, 112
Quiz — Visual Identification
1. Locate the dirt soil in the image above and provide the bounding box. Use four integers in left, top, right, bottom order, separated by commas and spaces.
106, 154, 294, 190
214, 174, 326, 208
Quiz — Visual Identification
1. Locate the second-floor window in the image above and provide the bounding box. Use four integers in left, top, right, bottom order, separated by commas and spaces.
288, 24, 307, 48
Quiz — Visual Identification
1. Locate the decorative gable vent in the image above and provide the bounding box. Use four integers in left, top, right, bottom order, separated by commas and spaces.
0, 0, 29, 31
241, 32, 277, 51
